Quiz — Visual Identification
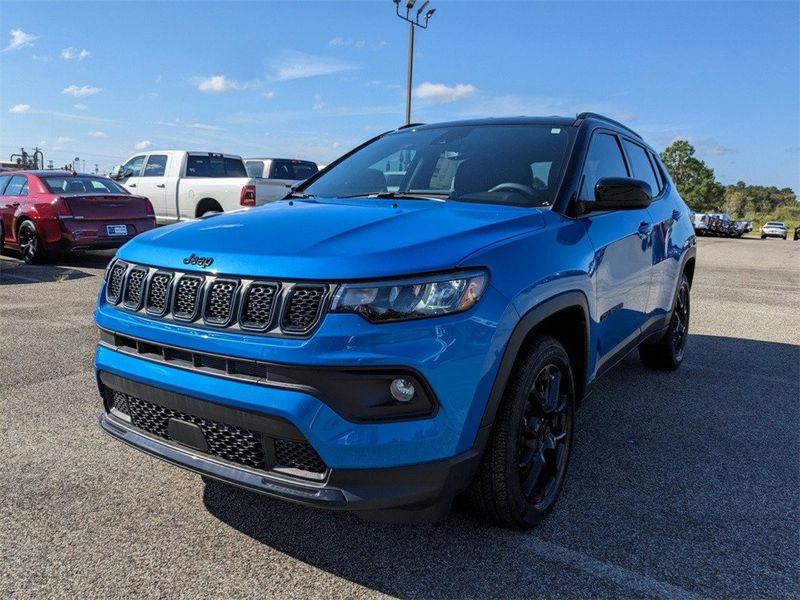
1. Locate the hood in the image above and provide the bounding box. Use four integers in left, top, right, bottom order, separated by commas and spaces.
117, 198, 544, 279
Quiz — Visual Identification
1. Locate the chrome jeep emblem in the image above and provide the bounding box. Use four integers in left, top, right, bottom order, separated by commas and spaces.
183, 253, 214, 268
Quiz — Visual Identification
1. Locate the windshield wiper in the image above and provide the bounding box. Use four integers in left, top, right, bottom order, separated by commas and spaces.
339, 192, 447, 201
287, 191, 315, 199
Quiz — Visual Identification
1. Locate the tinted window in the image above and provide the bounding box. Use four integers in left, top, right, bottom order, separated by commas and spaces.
42, 176, 128, 194
20, 180, 28, 195
270, 160, 318, 181
143, 154, 168, 177
622, 139, 659, 197
580, 133, 628, 201
186, 155, 247, 177
4, 175, 27, 196
303, 124, 576, 208
648, 151, 664, 192
123, 155, 146, 177
245, 161, 264, 178
0, 175, 12, 195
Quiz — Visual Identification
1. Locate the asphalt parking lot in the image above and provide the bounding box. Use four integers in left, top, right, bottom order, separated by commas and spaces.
1, 237, 798, 600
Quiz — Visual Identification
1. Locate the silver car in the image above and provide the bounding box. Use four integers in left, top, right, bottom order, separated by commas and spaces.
761, 221, 788, 240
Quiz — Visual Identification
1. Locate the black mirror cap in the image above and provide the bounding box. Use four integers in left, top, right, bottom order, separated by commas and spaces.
590, 177, 652, 211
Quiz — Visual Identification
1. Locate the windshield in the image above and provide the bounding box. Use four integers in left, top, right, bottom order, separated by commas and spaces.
302, 124, 576, 208
42, 176, 129, 194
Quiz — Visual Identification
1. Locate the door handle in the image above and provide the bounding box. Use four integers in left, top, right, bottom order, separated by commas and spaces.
7, 202, 20, 208
156, 184, 166, 188
129, 183, 137, 188
637, 221, 652, 239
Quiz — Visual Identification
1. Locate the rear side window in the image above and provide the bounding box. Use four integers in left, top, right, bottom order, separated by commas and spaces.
186, 155, 247, 177
0, 175, 12, 194
143, 154, 168, 177
4, 175, 28, 196
622, 139, 660, 197
580, 133, 628, 201
270, 160, 318, 181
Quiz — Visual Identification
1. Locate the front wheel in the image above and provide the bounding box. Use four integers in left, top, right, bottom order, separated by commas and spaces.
639, 274, 690, 370
17, 221, 49, 264
463, 335, 575, 529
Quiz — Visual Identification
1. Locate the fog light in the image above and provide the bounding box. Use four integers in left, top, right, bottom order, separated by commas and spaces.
390, 378, 416, 402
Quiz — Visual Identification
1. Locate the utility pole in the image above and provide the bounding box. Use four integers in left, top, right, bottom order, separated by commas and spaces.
392, 0, 436, 125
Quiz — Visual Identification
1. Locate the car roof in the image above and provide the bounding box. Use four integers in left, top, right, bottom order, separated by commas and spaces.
14, 170, 107, 177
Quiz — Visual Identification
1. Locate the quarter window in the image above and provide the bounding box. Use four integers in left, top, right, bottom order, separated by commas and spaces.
580, 133, 628, 201
143, 154, 168, 177
622, 139, 660, 198
0, 175, 12, 195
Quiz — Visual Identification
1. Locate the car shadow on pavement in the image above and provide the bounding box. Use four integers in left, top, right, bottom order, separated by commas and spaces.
0, 251, 113, 285
202, 333, 799, 598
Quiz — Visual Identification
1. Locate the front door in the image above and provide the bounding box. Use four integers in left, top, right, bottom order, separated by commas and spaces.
581, 132, 653, 373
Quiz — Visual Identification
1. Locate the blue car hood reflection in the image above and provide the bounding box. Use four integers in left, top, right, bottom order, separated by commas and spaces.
117, 197, 545, 279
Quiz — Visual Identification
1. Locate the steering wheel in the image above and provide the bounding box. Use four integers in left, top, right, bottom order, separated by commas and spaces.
487, 182, 538, 196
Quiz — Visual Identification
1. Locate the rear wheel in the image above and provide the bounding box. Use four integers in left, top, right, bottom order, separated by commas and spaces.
639, 274, 690, 370
17, 220, 49, 264
464, 335, 575, 529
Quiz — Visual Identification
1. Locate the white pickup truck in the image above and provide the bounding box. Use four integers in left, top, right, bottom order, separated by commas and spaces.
244, 158, 319, 202
109, 151, 277, 224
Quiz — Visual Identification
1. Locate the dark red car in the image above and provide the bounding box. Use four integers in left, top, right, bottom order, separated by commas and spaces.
0, 171, 156, 264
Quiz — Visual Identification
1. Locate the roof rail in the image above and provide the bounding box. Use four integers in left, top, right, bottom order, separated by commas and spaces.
574, 112, 642, 140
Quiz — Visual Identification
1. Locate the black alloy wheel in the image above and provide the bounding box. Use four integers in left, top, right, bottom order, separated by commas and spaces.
639, 274, 691, 370
17, 221, 47, 264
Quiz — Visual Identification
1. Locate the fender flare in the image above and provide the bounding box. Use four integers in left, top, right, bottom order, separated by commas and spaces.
478, 290, 591, 430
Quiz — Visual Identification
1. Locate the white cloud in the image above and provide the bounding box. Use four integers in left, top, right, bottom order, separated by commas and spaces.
134, 140, 152, 150
413, 82, 478, 104
312, 94, 325, 111
329, 36, 347, 47
73, 103, 88, 110
354, 40, 365, 49
2, 28, 39, 52
189, 122, 224, 131
197, 75, 243, 92
31, 54, 51, 62
268, 51, 358, 81
60, 47, 90, 61
263, 91, 276, 100
329, 37, 372, 49
332, 141, 341, 149
9, 103, 31, 113
62, 84, 102, 97
88, 131, 107, 138
56, 136, 73, 143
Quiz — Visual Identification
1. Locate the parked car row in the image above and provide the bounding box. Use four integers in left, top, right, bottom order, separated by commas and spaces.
692, 212, 752, 237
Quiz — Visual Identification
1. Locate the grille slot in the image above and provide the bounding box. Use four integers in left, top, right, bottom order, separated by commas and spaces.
172, 275, 204, 321
282, 286, 326, 333
106, 263, 127, 304
145, 271, 173, 316
240, 283, 278, 330
122, 267, 148, 310
274, 439, 327, 473
115, 391, 266, 470
204, 279, 238, 325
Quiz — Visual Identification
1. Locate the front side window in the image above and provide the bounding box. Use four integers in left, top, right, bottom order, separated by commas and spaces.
0, 175, 12, 195
4, 175, 28, 196
123, 155, 146, 178
622, 139, 659, 198
302, 124, 576, 208
143, 154, 168, 177
580, 133, 629, 201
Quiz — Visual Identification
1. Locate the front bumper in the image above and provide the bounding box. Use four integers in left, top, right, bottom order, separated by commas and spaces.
98, 373, 481, 521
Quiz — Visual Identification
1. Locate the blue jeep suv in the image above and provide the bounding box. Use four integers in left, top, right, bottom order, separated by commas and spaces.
95, 113, 696, 528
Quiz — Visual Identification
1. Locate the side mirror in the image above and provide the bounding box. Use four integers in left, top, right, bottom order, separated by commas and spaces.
109, 165, 124, 180
586, 177, 652, 212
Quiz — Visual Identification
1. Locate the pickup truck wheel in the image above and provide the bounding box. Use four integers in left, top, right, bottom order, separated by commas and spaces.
464, 335, 574, 529
639, 274, 690, 370
17, 220, 49, 264
196, 199, 223, 218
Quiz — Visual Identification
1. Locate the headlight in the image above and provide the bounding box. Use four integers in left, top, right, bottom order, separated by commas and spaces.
330, 270, 488, 323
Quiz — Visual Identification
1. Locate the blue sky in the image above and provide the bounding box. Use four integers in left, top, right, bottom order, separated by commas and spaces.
1, 0, 798, 190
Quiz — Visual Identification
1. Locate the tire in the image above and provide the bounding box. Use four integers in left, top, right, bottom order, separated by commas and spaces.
760, 234, 766, 239
17, 220, 48, 264
639, 274, 690, 370
463, 335, 575, 529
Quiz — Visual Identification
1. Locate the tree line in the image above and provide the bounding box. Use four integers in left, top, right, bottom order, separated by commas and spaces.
659, 140, 798, 222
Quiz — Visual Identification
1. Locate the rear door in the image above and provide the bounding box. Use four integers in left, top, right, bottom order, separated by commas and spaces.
581, 132, 654, 372
0, 174, 14, 242
136, 154, 170, 219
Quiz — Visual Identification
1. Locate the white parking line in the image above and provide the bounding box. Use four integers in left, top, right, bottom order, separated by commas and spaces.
521, 537, 709, 600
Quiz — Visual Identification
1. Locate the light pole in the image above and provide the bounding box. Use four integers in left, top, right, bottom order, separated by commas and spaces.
393, 0, 436, 125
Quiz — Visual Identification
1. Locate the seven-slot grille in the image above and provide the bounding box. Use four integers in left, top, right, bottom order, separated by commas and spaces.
108, 389, 327, 475
105, 261, 329, 336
